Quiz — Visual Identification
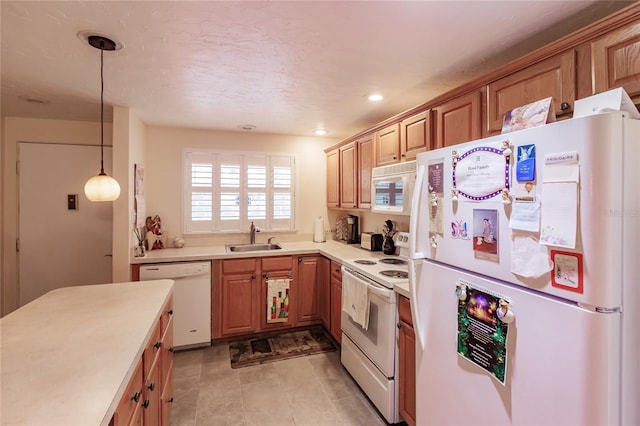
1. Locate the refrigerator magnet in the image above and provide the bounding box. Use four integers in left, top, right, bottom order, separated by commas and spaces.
516, 144, 535, 182
551, 250, 584, 293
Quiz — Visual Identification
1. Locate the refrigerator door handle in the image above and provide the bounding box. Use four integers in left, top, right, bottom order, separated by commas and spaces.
409, 164, 425, 259
408, 258, 425, 351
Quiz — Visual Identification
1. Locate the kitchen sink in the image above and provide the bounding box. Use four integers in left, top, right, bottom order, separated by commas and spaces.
225, 243, 283, 253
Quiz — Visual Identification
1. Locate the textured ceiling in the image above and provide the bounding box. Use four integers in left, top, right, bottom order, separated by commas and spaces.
1, 1, 633, 139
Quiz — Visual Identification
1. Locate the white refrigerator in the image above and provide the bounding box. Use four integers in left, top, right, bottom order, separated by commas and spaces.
408, 112, 639, 425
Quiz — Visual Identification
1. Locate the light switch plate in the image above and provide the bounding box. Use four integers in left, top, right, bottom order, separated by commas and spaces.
68, 194, 78, 210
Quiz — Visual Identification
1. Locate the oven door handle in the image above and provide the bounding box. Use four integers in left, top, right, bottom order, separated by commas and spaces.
342, 267, 393, 299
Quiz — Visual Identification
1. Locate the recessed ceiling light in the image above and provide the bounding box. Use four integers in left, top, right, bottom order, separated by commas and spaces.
368, 93, 384, 102
238, 124, 256, 131
314, 128, 328, 136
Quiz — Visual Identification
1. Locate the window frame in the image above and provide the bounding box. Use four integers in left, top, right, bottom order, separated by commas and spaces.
182, 148, 297, 235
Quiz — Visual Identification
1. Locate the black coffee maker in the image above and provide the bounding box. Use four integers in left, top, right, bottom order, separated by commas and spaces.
346, 214, 360, 244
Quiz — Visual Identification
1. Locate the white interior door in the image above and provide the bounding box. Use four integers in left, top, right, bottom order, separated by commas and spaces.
18, 142, 113, 306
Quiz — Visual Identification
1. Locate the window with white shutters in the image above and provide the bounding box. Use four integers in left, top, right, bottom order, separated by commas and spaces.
183, 150, 296, 234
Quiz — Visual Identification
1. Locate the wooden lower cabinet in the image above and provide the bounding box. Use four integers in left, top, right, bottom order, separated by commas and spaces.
261, 256, 294, 331
111, 296, 173, 426
319, 257, 331, 330
330, 261, 342, 344
160, 366, 174, 426
111, 359, 143, 426
296, 255, 322, 324
398, 296, 416, 426
220, 258, 259, 336
142, 357, 161, 426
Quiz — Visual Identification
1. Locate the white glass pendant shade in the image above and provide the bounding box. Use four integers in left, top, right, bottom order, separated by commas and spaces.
84, 173, 121, 201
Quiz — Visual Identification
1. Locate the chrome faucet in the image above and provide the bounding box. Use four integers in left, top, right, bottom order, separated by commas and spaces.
250, 221, 260, 244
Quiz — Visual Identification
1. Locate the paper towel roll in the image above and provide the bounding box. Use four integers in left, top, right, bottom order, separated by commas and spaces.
313, 216, 325, 242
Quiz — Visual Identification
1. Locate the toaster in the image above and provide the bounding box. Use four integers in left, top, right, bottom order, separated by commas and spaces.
361, 232, 383, 251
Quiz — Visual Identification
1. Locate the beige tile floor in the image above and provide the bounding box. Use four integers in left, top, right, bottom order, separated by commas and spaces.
169, 343, 390, 426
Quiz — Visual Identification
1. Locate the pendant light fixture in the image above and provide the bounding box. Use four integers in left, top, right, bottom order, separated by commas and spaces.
84, 35, 121, 202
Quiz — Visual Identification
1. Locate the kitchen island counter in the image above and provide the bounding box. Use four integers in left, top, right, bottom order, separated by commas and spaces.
0, 280, 174, 426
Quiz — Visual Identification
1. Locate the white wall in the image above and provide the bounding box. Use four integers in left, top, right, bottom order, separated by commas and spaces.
1, 117, 112, 315
112, 107, 146, 282
145, 126, 337, 247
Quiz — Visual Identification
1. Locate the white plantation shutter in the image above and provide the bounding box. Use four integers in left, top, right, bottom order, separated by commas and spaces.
218, 154, 242, 231
183, 149, 296, 234
185, 152, 215, 233
270, 156, 294, 230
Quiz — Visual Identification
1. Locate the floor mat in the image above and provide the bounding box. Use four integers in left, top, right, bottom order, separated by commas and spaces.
228, 326, 336, 369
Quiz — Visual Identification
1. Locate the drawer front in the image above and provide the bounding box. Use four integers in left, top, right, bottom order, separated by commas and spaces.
160, 316, 174, 393
113, 358, 143, 426
330, 260, 342, 280
261, 256, 293, 272
222, 258, 258, 274
161, 295, 174, 333
143, 320, 162, 380
398, 295, 413, 327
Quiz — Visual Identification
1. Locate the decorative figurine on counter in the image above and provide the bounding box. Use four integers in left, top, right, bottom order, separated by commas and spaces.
145, 215, 166, 250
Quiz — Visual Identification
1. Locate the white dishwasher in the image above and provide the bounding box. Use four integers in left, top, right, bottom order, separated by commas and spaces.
139, 261, 211, 350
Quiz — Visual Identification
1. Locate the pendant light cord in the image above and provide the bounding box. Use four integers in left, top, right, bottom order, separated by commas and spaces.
99, 40, 105, 176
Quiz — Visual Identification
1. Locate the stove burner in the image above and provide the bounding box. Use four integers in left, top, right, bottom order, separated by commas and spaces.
354, 260, 377, 265
379, 258, 407, 265
379, 270, 409, 279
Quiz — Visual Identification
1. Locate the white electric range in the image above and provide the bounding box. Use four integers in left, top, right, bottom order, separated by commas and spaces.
340, 232, 410, 424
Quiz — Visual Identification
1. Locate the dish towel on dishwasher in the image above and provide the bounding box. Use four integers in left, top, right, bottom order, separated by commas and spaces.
342, 271, 371, 330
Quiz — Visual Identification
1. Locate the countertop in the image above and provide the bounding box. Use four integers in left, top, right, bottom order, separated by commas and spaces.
0, 280, 174, 426
132, 240, 412, 299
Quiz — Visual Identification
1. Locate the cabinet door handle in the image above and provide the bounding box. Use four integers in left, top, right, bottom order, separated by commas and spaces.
392, 155, 397, 160
131, 391, 141, 403
142, 400, 150, 409
148, 382, 155, 392
169, 347, 174, 353
168, 397, 174, 404
251, 274, 256, 279
397, 323, 402, 329
154, 341, 161, 349
168, 309, 173, 316
401, 153, 406, 158
560, 102, 570, 111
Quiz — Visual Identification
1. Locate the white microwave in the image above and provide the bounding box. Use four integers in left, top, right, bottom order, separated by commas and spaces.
370, 160, 417, 216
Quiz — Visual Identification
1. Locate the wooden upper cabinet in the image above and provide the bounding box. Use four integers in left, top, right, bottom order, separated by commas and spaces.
375, 123, 401, 166
487, 50, 576, 134
434, 91, 482, 148
326, 148, 339, 208
356, 134, 373, 209
591, 20, 640, 100
339, 142, 358, 209
400, 110, 431, 161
